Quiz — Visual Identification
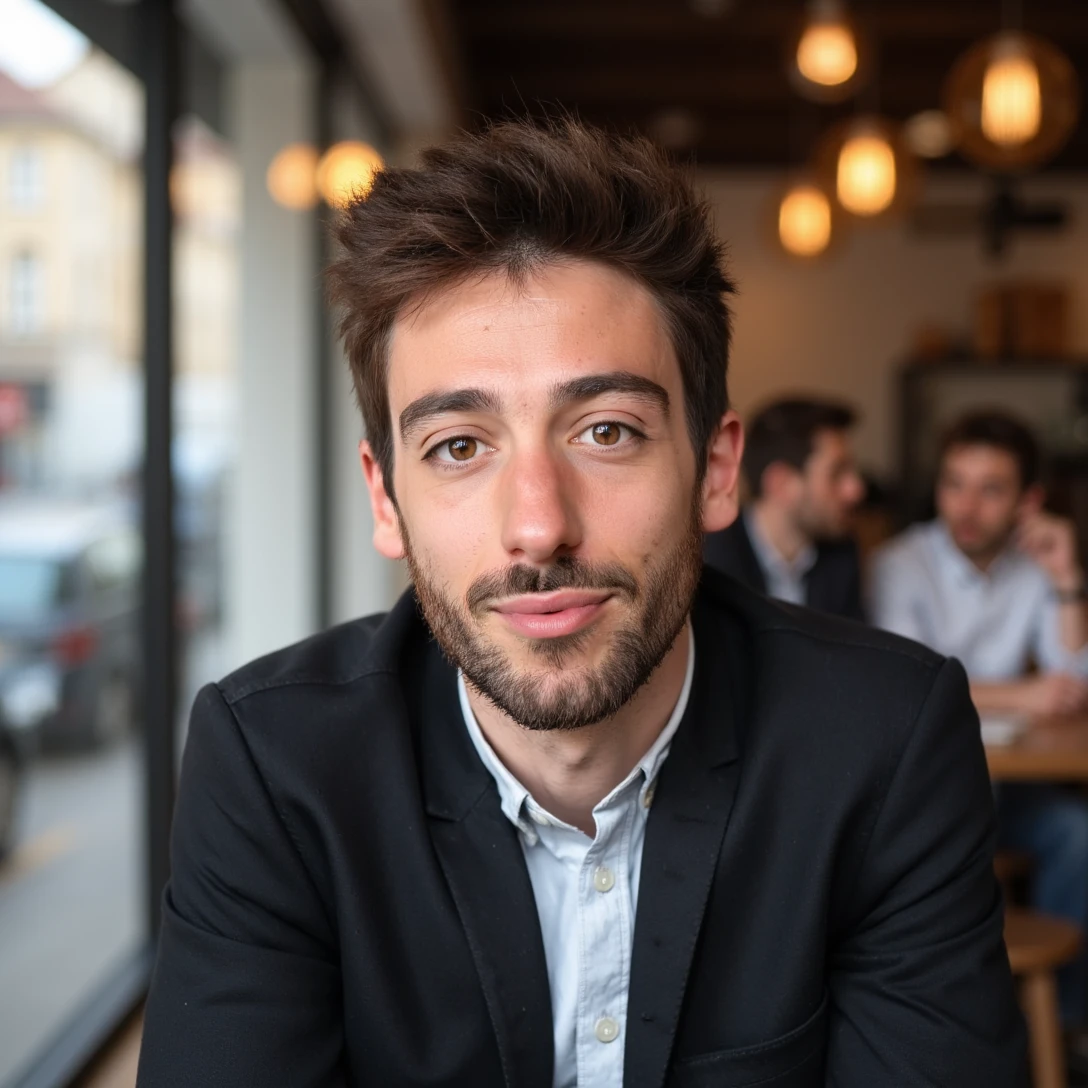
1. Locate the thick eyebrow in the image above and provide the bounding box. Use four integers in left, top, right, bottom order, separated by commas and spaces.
549, 372, 670, 417
398, 372, 669, 445
399, 388, 502, 444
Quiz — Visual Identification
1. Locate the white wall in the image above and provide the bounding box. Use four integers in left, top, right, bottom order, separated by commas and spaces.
700, 170, 1088, 478
224, 61, 318, 666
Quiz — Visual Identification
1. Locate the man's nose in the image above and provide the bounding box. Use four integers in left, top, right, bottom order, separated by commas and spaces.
499, 446, 584, 563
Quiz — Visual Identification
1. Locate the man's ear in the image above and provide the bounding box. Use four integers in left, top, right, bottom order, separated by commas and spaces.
702, 411, 744, 533
360, 440, 406, 559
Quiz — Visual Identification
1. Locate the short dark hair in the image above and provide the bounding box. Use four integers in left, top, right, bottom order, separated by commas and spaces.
938, 410, 1041, 489
327, 118, 735, 494
743, 398, 857, 498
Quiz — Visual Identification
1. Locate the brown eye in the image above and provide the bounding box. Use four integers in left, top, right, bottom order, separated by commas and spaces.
447, 437, 477, 461
592, 423, 621, 446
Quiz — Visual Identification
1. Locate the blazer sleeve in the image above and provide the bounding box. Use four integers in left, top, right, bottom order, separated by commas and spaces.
137, 684, 348, 1088
826, 657, 1028, 1086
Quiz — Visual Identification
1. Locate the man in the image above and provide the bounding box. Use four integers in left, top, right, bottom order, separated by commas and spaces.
138, 121, 1024, 1087
703, 398, 866, 620
872, 409, 1088, 1027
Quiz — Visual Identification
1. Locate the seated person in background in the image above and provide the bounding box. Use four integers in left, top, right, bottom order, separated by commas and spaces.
703, 397, 866, 620
872, 409, 1088, 1029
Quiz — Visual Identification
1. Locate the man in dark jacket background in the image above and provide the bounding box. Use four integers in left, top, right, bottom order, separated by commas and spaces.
704, 397, 867, 621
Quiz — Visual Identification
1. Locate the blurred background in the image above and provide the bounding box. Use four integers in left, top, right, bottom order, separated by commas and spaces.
0, 0, 1084, 1085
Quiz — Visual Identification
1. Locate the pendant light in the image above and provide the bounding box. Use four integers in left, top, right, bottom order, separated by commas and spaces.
790, 0, 864, 103
945, 32, 1079, 171
982, 35, 1042, 147
816, 117, 917, 222
316, 141, 385, 208
266, 143, 319, 210
837, 123, 896, 215
777, 182, 833, 257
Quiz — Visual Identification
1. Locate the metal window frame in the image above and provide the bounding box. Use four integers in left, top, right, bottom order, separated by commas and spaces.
9, 1, 175, 1082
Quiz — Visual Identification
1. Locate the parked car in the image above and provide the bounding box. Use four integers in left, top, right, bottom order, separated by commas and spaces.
0, 499, 140, 749
0, 657, 59, 859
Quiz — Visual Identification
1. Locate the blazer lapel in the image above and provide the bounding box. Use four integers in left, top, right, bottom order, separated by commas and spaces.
623, 592, 749, 1088
416, 642, 554, 1088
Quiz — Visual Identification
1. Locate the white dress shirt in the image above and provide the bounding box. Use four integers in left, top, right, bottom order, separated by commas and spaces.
744, 508, 816, 607
458, 625, 695, 1088
871, 519, 1088, 679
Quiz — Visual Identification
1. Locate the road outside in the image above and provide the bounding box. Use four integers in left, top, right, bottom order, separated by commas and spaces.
0, 627, 223, 1086
0, 740, 142, 1085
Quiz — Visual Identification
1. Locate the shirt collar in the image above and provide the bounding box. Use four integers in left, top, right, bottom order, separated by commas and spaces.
458, 623, 696, 837
930, 519, 1014, 587
744, 506, 816, 580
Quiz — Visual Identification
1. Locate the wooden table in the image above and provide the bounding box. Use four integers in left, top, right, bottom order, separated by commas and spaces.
985, 716, 1088, 781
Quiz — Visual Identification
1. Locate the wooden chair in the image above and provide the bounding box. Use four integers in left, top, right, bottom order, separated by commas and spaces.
1004, 907, 1082, 1088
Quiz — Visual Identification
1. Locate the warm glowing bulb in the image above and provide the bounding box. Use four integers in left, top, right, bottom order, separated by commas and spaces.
836, 130, 896, 216
267, 143, 319, 210
981, 37, 1042, 147
778, 185, 832, 256
316, 141, 384, 208
796, 21, 857, 87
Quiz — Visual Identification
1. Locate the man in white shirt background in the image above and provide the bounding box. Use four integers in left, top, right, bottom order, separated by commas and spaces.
872, 409, 1088, 1032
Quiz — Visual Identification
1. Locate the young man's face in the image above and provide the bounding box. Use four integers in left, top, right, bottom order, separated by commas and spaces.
792, 428, 865, 541
362, 260, 741, 731
936, 443, 1031, 559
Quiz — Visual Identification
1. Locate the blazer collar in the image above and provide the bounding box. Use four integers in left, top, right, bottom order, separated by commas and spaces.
416, 641, 554, 1088
622, 580, 748, 1088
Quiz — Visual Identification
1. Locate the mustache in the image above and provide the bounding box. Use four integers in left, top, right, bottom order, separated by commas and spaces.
466, 557, 639, 614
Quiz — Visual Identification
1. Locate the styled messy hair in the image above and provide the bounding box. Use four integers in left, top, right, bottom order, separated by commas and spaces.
327, 117, 735, 489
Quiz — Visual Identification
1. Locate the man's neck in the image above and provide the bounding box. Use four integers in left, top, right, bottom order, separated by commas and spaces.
464, 623, 691, 837
942, 520, 1008, 575
750, 500, 811, 566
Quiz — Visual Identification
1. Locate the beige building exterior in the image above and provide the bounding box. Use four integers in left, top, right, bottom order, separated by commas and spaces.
0, 50, 239, 491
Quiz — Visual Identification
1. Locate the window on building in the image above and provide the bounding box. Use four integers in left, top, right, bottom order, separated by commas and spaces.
9, 145, 45, 212
10, 251, 44, 335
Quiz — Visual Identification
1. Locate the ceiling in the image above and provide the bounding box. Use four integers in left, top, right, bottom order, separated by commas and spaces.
443, 0, 1088, 170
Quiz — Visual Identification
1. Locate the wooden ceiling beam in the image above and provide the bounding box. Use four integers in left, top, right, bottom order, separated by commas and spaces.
471, 68, 963, 111
454, 5, 1088, 43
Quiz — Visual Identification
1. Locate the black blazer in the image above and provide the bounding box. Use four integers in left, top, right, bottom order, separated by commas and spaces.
704, 515, 865, 622
138, 569, 1025, 1088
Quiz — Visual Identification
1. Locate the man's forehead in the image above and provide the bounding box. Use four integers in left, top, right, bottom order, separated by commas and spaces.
394, 262, 659, 335
941, 444, 1020, 479
386, 263, 676, 399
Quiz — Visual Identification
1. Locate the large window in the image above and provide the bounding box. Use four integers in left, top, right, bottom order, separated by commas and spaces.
9, 251, 44, 335
8, 145, 45, 213
0, 4, 145, 1082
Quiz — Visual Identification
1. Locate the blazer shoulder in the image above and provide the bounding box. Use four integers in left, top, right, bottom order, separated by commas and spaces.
215, 590, 420, 706
762, 600, 944, 673
702, 564, 943, 674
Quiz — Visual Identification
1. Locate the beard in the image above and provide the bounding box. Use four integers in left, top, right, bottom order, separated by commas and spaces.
795, 499, 850, 544
404, 498, 704, 732
948, 518, 1013, 562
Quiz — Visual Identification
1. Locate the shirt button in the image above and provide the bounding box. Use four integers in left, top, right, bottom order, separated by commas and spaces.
593, 866, 615, 893
595, 1017, 620, 1043
529, 809, 550, 826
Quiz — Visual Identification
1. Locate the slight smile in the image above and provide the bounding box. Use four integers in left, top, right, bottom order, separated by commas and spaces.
491, 590, 613, 639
